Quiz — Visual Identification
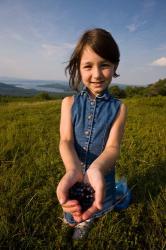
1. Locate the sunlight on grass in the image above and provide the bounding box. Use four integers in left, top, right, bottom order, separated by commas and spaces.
0, 96, 165, 249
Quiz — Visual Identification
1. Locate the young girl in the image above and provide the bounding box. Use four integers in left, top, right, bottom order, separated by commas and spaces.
56, 28, 127, 239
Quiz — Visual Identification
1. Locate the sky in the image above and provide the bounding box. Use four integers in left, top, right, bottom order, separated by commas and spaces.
0, 0, 166, 86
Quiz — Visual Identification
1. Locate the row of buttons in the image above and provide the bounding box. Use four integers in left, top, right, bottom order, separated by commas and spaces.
81, 162, 86, 172
82, 99, 96, 167
84, 100, 95, 143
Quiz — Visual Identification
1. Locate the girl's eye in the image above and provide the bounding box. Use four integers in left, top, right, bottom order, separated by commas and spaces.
83, 65, 91, 69
101, 63, 111, 68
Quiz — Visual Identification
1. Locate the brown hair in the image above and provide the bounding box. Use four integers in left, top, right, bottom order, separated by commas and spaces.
65, 28, 120, 91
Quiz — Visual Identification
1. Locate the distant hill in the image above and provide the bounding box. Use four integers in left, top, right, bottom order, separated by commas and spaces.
111, 83, 128, 89
0, 82, 38, 96
0, 79, 126, 96
1, 77, 165, 97
0, 81, 73, 97
37, 83, 70, 91
147, 78, 166, 96
109, 78, 166, 98
37, 82, 128, 90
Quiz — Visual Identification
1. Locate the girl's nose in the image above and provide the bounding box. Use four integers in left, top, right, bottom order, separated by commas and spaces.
93, 66, 102, 79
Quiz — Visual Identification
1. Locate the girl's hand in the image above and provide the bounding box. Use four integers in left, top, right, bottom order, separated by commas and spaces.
81, 167, 105, 221
56, 169, 83, 218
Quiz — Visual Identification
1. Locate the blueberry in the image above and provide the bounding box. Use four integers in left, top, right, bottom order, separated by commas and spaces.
69, 182, 95, 212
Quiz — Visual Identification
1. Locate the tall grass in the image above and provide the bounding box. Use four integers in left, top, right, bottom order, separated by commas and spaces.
0, 96, 165, 249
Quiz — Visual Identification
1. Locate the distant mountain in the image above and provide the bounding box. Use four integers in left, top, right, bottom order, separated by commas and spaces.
37, 82, 70, 91
111, 83, 128, 89
0, 76, 70, 93
0, 76, 149, 97
0, 82, 38, 96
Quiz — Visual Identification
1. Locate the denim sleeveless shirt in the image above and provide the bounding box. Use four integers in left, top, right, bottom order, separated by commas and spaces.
64, 87, 121, 223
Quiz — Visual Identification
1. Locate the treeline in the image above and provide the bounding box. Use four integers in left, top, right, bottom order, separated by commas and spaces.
109, 78, 166, 98
0, 91, 69, 103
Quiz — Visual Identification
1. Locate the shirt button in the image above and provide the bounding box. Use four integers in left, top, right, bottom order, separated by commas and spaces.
84, 130, 90, 136
88, 114, 92, 120
83, 146, 87, 150
90, 101, 95, 105
80, 162, 86, 170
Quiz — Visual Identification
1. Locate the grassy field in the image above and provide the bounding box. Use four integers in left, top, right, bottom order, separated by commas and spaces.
0, 96, 165, 250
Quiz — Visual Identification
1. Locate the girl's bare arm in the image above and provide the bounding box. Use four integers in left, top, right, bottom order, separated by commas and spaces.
59, 96, 82, 172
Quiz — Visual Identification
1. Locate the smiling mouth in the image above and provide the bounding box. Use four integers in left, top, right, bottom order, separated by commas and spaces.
91, 81, 105, 84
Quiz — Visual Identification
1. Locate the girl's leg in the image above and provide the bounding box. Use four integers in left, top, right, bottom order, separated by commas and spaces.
63, 212, 77, 227
72, 218, 94, 240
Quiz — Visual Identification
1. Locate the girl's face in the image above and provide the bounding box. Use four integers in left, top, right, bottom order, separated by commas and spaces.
80, 45, 115, 98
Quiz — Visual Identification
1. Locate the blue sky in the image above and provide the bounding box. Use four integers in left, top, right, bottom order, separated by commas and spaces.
0, 0, 166, 85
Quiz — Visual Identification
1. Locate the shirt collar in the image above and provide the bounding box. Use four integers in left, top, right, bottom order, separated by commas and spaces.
80, 86, 110, 100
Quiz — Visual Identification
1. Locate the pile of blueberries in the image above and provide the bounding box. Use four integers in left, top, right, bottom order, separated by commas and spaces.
69, 182, 95, 212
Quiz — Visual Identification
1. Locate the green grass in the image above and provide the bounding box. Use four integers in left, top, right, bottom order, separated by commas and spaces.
0, 96, 165, 249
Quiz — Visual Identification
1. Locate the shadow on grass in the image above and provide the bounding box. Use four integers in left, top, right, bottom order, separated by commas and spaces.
128, 159, 166, 204
58, 224, 84, 250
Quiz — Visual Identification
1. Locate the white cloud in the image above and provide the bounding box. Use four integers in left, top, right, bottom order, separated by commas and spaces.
126, 20, 147, 33
126, 23, 137, 32
63, 43, 75, 49
42, 44, 61, 56
151, 57, 166, 66
41, 42, 75, 57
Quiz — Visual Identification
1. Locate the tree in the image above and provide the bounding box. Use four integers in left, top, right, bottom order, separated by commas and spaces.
146, 78, 166, 96
109, 86, 126, 98
35, 92, 52, 100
